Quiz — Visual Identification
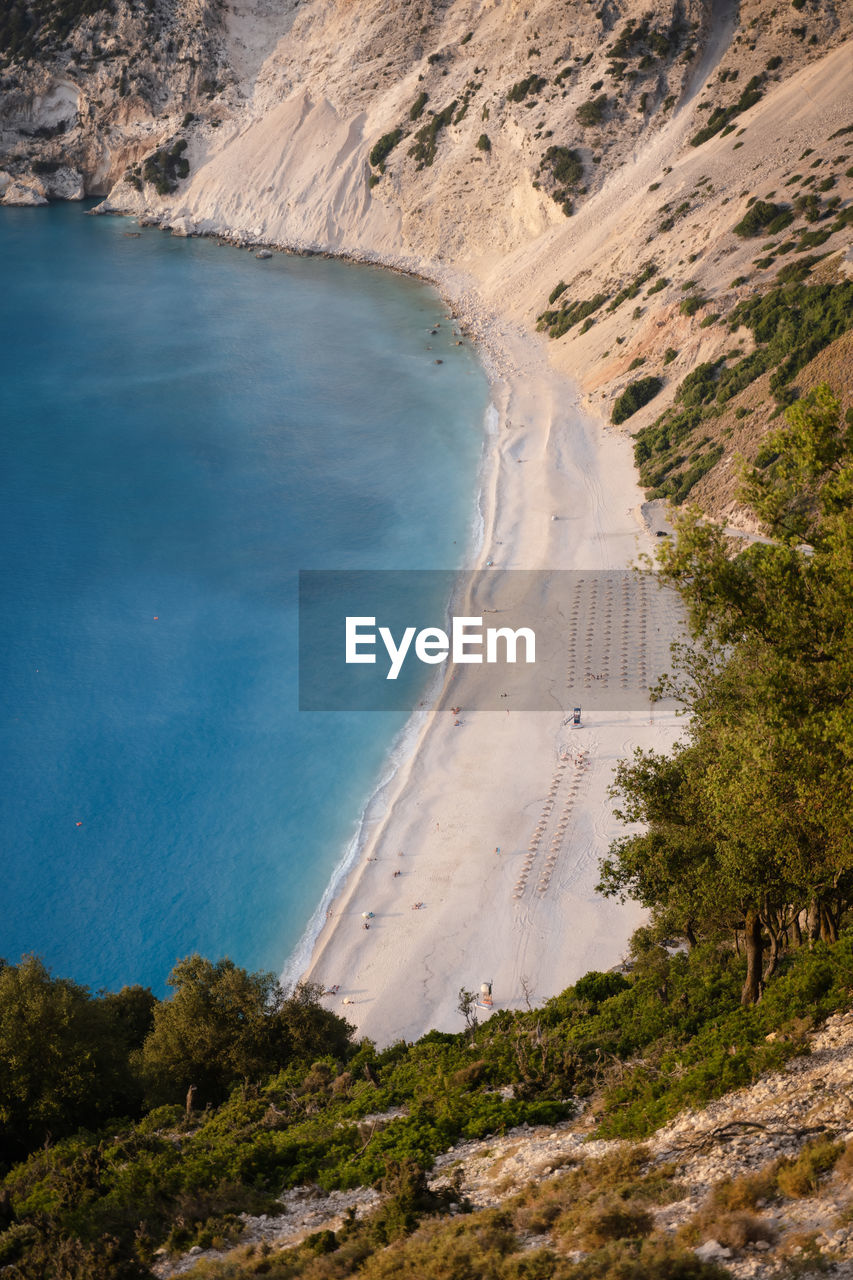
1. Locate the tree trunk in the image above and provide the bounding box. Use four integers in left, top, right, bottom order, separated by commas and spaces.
685, 919, 697, 950
741, 909, 764, 1005
806, 899, 821, 946
820, 903, 838, 943
763, 927, 780, 983
791, 912, 802, 948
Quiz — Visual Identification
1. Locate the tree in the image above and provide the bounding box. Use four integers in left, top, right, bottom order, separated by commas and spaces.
138, 956, 353, 1106
0, 957, 148, 1165
602, 387, 853, 1002
457, 988, 479, 1039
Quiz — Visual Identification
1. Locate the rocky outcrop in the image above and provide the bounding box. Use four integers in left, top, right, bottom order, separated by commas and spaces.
0, 0, 224, 196
1, 180, 48, 206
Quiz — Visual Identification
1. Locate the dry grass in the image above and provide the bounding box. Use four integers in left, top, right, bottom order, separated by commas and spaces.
776, 1137, 845, 1199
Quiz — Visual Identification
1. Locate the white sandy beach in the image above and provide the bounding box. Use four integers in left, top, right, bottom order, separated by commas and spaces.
299, 323, 683, 1045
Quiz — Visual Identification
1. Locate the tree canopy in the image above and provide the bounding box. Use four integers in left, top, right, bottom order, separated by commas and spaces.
0, 956, 154, 1165
138, 956, 354, 1107
600, 386, 853, 1002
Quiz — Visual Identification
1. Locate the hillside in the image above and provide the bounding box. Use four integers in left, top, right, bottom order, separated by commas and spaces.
2, 931, 853, 1278
1, 0, 852, 524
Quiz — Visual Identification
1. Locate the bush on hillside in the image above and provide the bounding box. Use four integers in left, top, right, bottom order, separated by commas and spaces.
612, 376, 663, 423
577, 94, 609, 126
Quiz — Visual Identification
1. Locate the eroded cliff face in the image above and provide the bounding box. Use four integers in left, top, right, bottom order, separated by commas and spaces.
0, 0, 224, 195
2, 0, 851, 523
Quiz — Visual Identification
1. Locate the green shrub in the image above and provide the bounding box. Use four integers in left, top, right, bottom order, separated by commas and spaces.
676, 359, 725, 406
141, 138, 190, 196
369, 129, 403, 171
733, 199, 788, 237
476, 133, 491, 151
608, 262, 657, 312
506, 74, 546, 102
537, 292, 610, 338
577, 94, 609, 126
540, 145, 582, 187
691, 75, 765, 147
409, 92, 429, 121
612, 376, 663, 424
679, 295, 706, 316
409, 103, 457, 168
573, 971, 631, 1005
775, 256, 821, 283
796, 227, 833, 249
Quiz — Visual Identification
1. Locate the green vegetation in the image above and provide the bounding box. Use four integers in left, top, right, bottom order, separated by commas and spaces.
633, 276, 853, 502
368, 129, 403, 172
733, 199, 792, 237
141, 139, 189, 196
607, 262, 657, 312
679, 294, 706, 316
539, 145, 583, 214
3, 924, 853, 1274
0, 956, 153, 1166
408, 102, 457, 168
607, 12, 689, 73
138, 956, 351, 1110
612, 376, 663, 424
576, 94, 608, 126
606, 386, 853, 1003
539, 145, 582, 187
165, 1149, 731, 1278
690, 75, 765, 147
537, 292, 610, 339
408, 92, 428, 122
476, 132, 490, 152
506, 74, 546, 103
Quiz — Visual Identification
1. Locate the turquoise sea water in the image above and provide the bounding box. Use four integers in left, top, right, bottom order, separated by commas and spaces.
0, 204, 489, 994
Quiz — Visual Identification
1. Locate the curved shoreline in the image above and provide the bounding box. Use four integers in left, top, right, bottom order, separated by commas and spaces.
101, 201, 681, 1043
280, 399, 499, 996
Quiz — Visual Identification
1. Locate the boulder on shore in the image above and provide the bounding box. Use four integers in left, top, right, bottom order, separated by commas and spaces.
1, 181, 48, 207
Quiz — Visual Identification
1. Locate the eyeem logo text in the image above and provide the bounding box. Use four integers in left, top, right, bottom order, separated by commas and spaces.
346, 616, 536, 680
